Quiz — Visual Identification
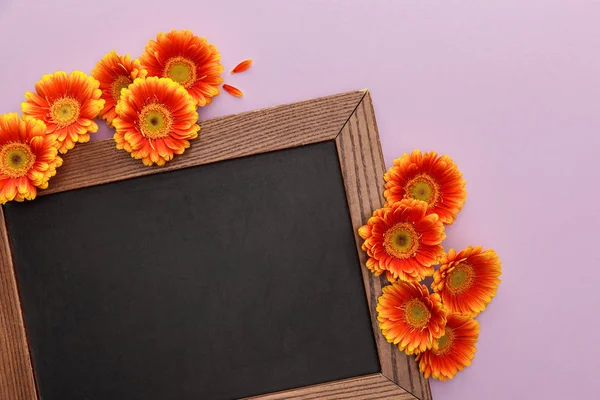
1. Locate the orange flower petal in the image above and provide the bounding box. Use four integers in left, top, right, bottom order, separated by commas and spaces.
231, 59, 253, 74
223, 84, 244, 98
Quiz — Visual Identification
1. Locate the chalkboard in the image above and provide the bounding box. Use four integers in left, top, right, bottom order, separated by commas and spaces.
0, 92, 431, 400
4, 141, 379, 399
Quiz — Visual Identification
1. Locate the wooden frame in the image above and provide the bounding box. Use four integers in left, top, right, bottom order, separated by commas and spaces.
0, 90, 431, 400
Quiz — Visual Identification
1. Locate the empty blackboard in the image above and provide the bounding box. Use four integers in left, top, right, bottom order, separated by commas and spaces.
4, 141, 381, 399
0, 92, 431, 400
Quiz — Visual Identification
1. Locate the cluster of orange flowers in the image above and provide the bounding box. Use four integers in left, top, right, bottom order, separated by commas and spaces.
0, 30, 251, 204
358, 150, 502, 381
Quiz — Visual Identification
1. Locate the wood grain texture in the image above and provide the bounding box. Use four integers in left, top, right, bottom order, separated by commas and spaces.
335, 92, 432, 400
42, 90, 366, 196
0, 207, 37, 400
245, 374, 415, 400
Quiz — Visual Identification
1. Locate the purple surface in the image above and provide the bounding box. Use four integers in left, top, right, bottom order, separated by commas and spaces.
1, 1, 599, 399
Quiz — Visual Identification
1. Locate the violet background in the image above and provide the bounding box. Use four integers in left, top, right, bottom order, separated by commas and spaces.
1, 1, 599, 399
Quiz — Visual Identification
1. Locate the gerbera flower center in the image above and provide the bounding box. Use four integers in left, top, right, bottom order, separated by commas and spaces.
383, 222, 420, 259
49, 96, 81, 128
433, 327, 455, 355
138, 103, 173, 139
0, 142, 36, 178
164, 56, 197, 88
404, 173, 440, 206
446, 263, 475, 295
402, 298, 431, 330
111, 75, 133, 102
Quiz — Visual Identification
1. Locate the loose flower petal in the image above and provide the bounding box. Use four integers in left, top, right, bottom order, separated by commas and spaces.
231, 59, 253, 73
223, 84, 244, 98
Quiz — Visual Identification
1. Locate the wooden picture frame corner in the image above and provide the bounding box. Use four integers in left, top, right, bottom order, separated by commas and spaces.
0, 90, 431, 400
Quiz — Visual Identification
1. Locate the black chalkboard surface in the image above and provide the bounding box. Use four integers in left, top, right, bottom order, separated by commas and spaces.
4, 142, 380, 400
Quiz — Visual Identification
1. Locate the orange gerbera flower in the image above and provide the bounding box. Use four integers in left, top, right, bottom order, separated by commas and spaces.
377, 281, 447, 354
92, 51, 147, 126
432, 246, 502, 317
113, 77, 200, 167
358, 199, 445, 282
21, 71, 105, 154
416, 313, 479, 381
384, 150, 466, 225
0, 113, 62, 204
140, 30, 224, 107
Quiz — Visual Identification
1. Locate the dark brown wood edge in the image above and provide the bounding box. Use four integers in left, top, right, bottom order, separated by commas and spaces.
41, 90, 367, 196
0, 207, 37, 400
244, 373, 414, 400
334, 92, 432, 400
